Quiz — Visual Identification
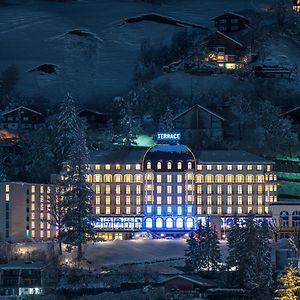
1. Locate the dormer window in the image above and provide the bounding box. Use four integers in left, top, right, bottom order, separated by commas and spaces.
147, 162, 151, 170
177, 162, 182, 170
188, 162, 192, 170
157, 162, 162, 170
167, 162, 172, 170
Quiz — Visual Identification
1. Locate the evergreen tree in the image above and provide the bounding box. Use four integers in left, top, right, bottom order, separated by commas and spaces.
118, 103, 141, 148
61, 130, 96, 260
185, 231, 199, 271
158, 106, 175, 132
53, 93, 83, 168
226, 214, 241, 271
274, 265, 300, 300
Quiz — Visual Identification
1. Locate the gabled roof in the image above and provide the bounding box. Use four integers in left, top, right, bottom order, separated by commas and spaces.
281, 106, 300, 116
212, 12, 250, 22
78, 108, 111, 116
173, 104, 225, 122
2, 106, 43, 116
162, 274, 215, 287
205, 31, 245, 48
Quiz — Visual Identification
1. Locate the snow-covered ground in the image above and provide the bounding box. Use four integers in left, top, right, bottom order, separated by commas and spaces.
0, 0, 275, 104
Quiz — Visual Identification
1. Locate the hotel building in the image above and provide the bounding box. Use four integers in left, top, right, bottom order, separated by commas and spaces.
0, 143, 279, 241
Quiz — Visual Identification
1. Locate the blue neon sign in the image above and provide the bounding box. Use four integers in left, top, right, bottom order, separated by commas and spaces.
157, 132, 181, 141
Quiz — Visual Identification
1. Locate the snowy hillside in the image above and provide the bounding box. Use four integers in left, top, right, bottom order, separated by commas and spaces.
0, 0, 275, 104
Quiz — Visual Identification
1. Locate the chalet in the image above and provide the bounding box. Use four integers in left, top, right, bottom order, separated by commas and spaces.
173, 104, 225, 146
1, 106, 44, 131
281, 106, 300, 138
163, 274, 215, 299
212, 12, 250, 33
294, 0, 300, 11
0, 261, 57, 297
78, 108, 111, 130
203, 31, 249, 69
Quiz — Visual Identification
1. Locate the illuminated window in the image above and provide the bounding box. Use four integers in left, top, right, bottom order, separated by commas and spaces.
146, 184, 153, 191
147, 206, 152, 213
177, 175, 182, 183
197, 164, 202, 170
237, 165, 242, 170
95, 164, 100, 170
105, 164, 111, 170
186, 173, 194, 181
207, 196, 212, 205
267, 165, 271, 172
238, 207, 242, 214
157, 206, 161, 215
124, 174, 133, 183
178, 206, 182, 215
105, 196, 110, 205
187, 206, 192, 214
177, 186, 182, 193
265, 207, 269, 213
207, 165, 212, 170
248, 196, 253, 205
217, 206, 223, 214
235, 175, 244, 183
96, 207, 100, 214
126, 207, 131, 214
115, 164, 121, 170
126, 196, 131, 205
31, 186, 35, 193
256, 175, 264, 183
125, 164, 131, 170
258, 196, 263, 205
258, 185, 263, 195
197, 207, 202, 214
227, 185, 232, 194
195, 174, 203, 183
217, 165, 222, 170
187, 185, 193, 191
257, 165, 262, 171
248, 206, 252, 213
157, 196, 162, 204
207, 185, 212, 194
105, 185, 110, 194
157, 185, 162, 193
227, 207, 232, 214
114, 174, 122, 182
217, 196, 222, 205
5, 194, 9, 201
207, 207, 212, 214
247, 165, 253, 171
176, 218, 184, 228
166, 217, 173, 227
197, 196, 202, 204
246, 175, 254, 183
136, 185, 141, 194
167, 175, 172, 183
178, 162, 182, 170
157, 162, 162, 169
126, 185, 131, 194
167, 196, 172, 205
105, 207, 110, 214
225, 174, 234, 183
135, 164, 141, 170
116, 207, 120, 214
157, 175, 161, 182
31, 203, 35, 211
205, 174, 214, 183
258, 206, 263, 214
116, 196, 120, 205
177, 196, 182, 205
145, 218, 152, 228
167, 186, 172, 194
167, 206, 172, 214
227, 165, 232, 170
5, 185, 9, 192
237, 185, 243, 194
197, 185, 202, 194
188, 162, 192, 169
187, 195, 193, 202
147, 162, 151, 170
104, 174, 112, 182
269, 174, 273, 181
227, 196, 232, 205
156, 217, 163, 227
136, 196, 141, 205
237, 196, 242, 205
247, 185, 252, 194
136, 206, 141, 214
215, 174, 224, 183
274, 185, 277, 192
167, 162, 172, 170
96, 196, 100, 205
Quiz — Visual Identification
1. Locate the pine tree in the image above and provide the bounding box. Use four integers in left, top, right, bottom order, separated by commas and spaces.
185, 231, 199, 271
227, 214, 241, 271
53, 93, 83, 168
158, 106, 175, 132
274, 265, 300, 300
61, 130, 96, 260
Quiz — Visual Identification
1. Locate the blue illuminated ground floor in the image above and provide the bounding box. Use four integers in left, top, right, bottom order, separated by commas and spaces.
94, 215, 273, 240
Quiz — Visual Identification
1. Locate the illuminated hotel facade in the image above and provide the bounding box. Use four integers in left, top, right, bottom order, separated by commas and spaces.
1, 142, 278, 241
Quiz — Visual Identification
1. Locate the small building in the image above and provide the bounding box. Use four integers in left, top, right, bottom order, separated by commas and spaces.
281, 106, 300, 138
203, 31, 250, 69
173, 104, 225, 146
1, 106, 44, 131
0, 261, 57, 297
294, 0, 300, 11
163, 274, 216, 299
78, 108, 111, 130
212, 12, 250, 33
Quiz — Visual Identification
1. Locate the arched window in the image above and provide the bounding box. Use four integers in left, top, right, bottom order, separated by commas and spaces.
188, 162, 192, 170
166, 218, 173, 228
177, 162, 182, 170
86, 174, 93, 182
157, 161, 162, 170
195, 174, 203, 183
156, 218, 163, 228
93, 174, 102, 182
292, 211, 300, 227
145, 218, 153, 229
256, 175, 264, 183
215, 174, 224, 183
167, 161, 172, 170
235, 174, 244, 183
280, 211, 289, 227
147, 162, 151, 170
134, 174, 142, 183
205, 174, 214, 183
245, 174, 254, 183
186, 218, 194, 229
104, 174, 112, 182
176, 218, 184, 228
124, 174, 133, 183
114, 174, 122, 182
225, 174, 234, 183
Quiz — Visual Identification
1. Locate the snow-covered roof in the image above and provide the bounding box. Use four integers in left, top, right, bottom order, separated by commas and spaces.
162, 274, 215, 286
2, 106, 43, 116
0, 261, 47, 270
173, 104, 225, 121
204, 31, 245, 48
212, 12, 250, 22
196, 150, 273, 164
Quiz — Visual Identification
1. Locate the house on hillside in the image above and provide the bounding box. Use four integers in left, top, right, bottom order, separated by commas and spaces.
281, 106, 300, 138
1, 106, 44, 131
78, 108, 111, 130
294, 0, 300, 11
202, 31, 250, 69
212, 12, 250, 33
173, 104, 225, 146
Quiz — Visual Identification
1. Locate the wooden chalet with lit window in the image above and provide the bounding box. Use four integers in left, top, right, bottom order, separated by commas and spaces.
1, 106, 44, 131
212, 12, 250, 33
294, 0, 300, 11
203, 31, 249, 69
78, 108, 111, 130
173, 104, 225, 146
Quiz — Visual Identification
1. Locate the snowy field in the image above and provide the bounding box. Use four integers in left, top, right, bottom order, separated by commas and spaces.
0, 0, 274, 104
83, 239, 228, 269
